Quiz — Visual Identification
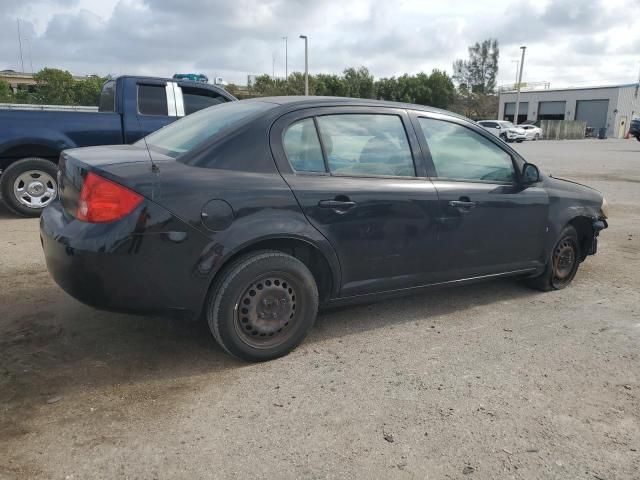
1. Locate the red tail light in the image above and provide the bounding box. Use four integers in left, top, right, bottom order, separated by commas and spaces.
77, 172, 143, 223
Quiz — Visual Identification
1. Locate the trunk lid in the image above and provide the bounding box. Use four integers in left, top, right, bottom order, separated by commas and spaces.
58, 144, 173, 217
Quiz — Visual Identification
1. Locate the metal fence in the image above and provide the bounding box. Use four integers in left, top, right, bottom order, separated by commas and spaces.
540, 120, 586, 140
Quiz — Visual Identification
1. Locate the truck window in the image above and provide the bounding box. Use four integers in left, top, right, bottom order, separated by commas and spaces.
182, 87, 228, 115
98, 80, 116, 112
138, 85, 168, 116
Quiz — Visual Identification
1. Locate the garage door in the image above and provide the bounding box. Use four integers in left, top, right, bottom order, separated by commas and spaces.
538, 101, 566, 121
504, 102, 528, 123
575, 99, 609, 129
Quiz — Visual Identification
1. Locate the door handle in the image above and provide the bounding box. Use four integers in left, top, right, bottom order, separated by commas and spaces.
318, 199, 357, 210
449, 200, 477, 210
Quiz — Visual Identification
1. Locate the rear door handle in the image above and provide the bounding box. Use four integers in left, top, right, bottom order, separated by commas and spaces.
449, 200, 477, 209
318, 199, 357, 210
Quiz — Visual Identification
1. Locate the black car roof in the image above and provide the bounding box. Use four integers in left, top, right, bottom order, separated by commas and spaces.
247, 96, 468, 120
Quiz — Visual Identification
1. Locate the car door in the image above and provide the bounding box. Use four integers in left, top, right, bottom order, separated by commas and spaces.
411, 112, 549, 280
271, 107, 440, 297
123, 81, 178, 143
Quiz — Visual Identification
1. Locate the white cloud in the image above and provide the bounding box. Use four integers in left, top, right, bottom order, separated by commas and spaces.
0, 0, 636, 88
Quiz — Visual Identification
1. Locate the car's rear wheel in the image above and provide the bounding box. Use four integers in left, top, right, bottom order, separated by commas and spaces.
206, 250, 319, 361
525, 225, 581, 291
0, 157, 58, 217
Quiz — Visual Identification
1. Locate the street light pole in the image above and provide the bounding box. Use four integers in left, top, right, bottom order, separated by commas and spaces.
513, 46, 526, 125
17, 18, 24, 73
299, 35, 308, 95
282, 36, 288, 80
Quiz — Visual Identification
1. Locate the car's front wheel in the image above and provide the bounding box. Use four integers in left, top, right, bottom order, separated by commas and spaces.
525, 225, 581, 291
534, 133, 540, 141
206, 250, 319, 361
0, 157, 58, 217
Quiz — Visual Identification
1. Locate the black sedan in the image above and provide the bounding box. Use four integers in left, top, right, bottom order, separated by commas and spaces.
41, 97, 608, 361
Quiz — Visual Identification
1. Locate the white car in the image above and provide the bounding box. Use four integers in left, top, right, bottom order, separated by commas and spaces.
520, 124, 544, 141
477, 120, 527, 143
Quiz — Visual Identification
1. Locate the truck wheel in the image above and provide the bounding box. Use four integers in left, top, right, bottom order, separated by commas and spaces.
206, 250, 319, 362
525, 225, 581, 292
0, 157, 58, 217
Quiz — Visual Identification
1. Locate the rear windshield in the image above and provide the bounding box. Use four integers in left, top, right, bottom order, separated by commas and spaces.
140, 101, 275, 158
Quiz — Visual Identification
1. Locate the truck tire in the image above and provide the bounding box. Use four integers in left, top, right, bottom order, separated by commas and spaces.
206, 250, 319, 362
0, 157, 59, 217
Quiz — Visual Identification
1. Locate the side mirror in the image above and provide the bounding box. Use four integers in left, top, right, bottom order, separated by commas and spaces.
522, 163, 540, 184
495, 125, 501, 129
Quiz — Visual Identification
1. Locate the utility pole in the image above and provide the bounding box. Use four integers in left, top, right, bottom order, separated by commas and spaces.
272, 53, 276, 78
27, 38, 34, 73
17, 18, 24, 73
299, 35, 308, 95
513, 46, 526, 124
511, 59, 519, 87
282, 36, 288, 80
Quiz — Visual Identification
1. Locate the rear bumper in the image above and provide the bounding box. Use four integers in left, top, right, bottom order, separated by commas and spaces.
40, 200, 212, 319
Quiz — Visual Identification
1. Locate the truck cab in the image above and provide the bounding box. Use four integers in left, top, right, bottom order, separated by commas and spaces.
0, 76, 236, 216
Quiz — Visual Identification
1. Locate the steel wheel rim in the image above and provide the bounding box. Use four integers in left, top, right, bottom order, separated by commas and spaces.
13, 170, 57, 209
552, 239, 577, 288
234, 273, 299, 349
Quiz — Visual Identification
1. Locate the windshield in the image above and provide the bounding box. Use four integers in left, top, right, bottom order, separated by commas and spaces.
139, 101, 275, 158
500, 121, 515, 128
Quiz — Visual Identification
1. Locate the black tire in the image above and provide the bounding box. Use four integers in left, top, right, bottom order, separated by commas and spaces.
525, 225, 581, 292
534, 133, 540, 141
0, 157, 58, 217
516, 139, 524, 143
499, 133, 507, 142
206, 250, 319, 362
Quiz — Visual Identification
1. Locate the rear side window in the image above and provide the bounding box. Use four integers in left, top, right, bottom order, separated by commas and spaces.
316, 114, 415, 177
283, 119, 326, 172
98, 80, 115, 112
480, 121, 497, 128
418, 117, 515, 183
142, 101, 275, 158
182, 87, 228, 115
138, 84, 168, 116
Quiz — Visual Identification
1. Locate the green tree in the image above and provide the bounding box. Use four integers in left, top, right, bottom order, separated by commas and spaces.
424, 69, 455, 109
73, 75, 107, 106
0, 79, 13, 102
453, 38, 499, 94
343, 66, 375, 98
314, 73, 348, 97
33, 68, 76, 104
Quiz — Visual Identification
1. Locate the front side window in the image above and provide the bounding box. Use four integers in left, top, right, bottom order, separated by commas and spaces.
138, 84, 168, 116
316, 114, 415, 177
182, 87, 228, 115
418, 117, 516, 183
283, 118, 326, 173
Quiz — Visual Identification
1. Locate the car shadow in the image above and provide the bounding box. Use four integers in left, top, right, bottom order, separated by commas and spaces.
1, 277, 538, 413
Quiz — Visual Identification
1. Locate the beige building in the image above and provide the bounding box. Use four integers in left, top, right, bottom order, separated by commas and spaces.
499, 84, 640, 138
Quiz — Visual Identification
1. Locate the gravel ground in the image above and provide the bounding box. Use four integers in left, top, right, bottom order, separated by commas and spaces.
1, 139, 639, 480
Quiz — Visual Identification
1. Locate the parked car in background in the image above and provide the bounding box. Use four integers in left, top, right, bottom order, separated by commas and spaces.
0, 76, 236, 216
520, 124, 544, 140
41, 97, 608, 362
629, 118, 640, 141
477, 120, 526, 143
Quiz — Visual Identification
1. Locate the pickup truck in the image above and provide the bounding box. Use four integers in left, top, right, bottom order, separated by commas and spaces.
0, 75, 236, 216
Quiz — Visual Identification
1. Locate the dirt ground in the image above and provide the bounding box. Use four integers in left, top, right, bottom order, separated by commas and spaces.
1, 139, 639, 479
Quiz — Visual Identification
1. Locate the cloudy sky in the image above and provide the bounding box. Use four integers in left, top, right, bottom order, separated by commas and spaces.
2, 0, 638, 88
